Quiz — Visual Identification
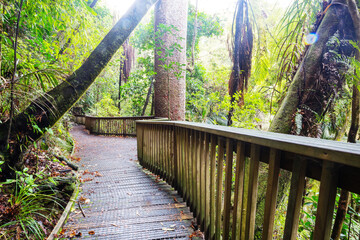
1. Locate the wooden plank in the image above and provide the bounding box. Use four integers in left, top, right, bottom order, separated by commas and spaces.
232, 141, 246, 240
196, 132, 202, 221
155, 121, 360, 169
160, 126, 164, 178
245, 144, 261, 240
283, 157, 307, 240
204, 133, 210, 237
209, 134, 217, 239
193, 131, 199, 217
176, 127, 182, 194
215, 138, 225, 240
222, 138, 234, 240
172, 126, 178, 188
181, 128, 186, 196
190, 130, 196, 211
200, 132, 206, 230
164, 126, 169, 181
313, 161, 338, 239
262, 148, 281, 240
184, 128, 190, 204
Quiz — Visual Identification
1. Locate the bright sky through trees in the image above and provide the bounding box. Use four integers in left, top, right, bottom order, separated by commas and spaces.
103, 0, 292, 19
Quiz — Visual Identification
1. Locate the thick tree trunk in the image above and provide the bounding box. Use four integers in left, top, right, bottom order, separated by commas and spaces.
269, 0, 350, 134
331, 189, 350, 240
154, 0, 187, 121
0, 0, 157, 177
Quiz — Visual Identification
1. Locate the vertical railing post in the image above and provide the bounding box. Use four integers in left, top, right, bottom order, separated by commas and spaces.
232, 141, 246, 240
223, 138, 234, 240
136, 122, 144, 164
245, 144, 261, 240
262, 148, 281, 240
215, 138, 225, 239
283, 157, 307, 240
313, 161, 338, 239
204, 133, 210, 237
209, 134, 217, 239
172, 125, 178, 189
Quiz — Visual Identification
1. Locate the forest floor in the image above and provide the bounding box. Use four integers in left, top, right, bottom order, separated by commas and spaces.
59, 125, 201, 239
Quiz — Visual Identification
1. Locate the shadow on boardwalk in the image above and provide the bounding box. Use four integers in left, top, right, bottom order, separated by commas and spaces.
63, 125, 195, 239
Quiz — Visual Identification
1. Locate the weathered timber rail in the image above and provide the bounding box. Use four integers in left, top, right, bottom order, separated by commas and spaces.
73, 115, 156, 136
136, 120, 360, 240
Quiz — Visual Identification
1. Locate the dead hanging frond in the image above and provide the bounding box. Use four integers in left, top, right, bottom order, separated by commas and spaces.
227, 0, 253, 126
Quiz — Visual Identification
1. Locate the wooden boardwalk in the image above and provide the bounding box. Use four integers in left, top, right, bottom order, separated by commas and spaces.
63, 125, 195, 239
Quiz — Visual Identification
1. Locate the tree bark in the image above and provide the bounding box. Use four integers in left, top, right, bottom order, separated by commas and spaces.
269, 0, 349, 133
0, 0, 158, 178
331, 189, 350, 240
154, 0, 188, 120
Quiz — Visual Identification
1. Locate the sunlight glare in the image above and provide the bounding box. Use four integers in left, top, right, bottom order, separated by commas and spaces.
304, 33, 319, 45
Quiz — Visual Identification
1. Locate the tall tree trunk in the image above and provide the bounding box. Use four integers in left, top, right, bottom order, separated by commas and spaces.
0, 0, 158, 178
154, 0, 188, 121
142, 77, 154, 116
227, 0, 253, 126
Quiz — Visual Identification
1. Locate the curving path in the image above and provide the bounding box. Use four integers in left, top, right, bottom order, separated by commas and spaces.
63, 125, 195, 239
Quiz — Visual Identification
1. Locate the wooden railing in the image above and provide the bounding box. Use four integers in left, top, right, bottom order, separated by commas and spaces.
136, 120, 360, 240
74, 114, 86, 125
73, 115, 156, 136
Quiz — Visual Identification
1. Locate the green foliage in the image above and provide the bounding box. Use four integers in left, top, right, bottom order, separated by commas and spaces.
187, 3, 223, 58
0, 0, 112, 123
186, 64, 229, 124
231, 91, 269, 129
0, 169, 64, 239
92, 93, 120, 117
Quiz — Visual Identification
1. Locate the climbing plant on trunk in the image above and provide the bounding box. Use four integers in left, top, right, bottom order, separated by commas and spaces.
154, 0, 188, 120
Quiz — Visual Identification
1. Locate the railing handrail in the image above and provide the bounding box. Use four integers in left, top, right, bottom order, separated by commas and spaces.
137, 120, 360, 168
136, 120, 360, 240
79, 115, 156, 120
74, 115, 158, 136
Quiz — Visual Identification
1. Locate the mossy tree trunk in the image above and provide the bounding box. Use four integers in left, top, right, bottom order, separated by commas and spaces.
154, 0, 188, 121
263, 1, 357, 235
0, 0, 158, 178
269, 0, 354, 134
